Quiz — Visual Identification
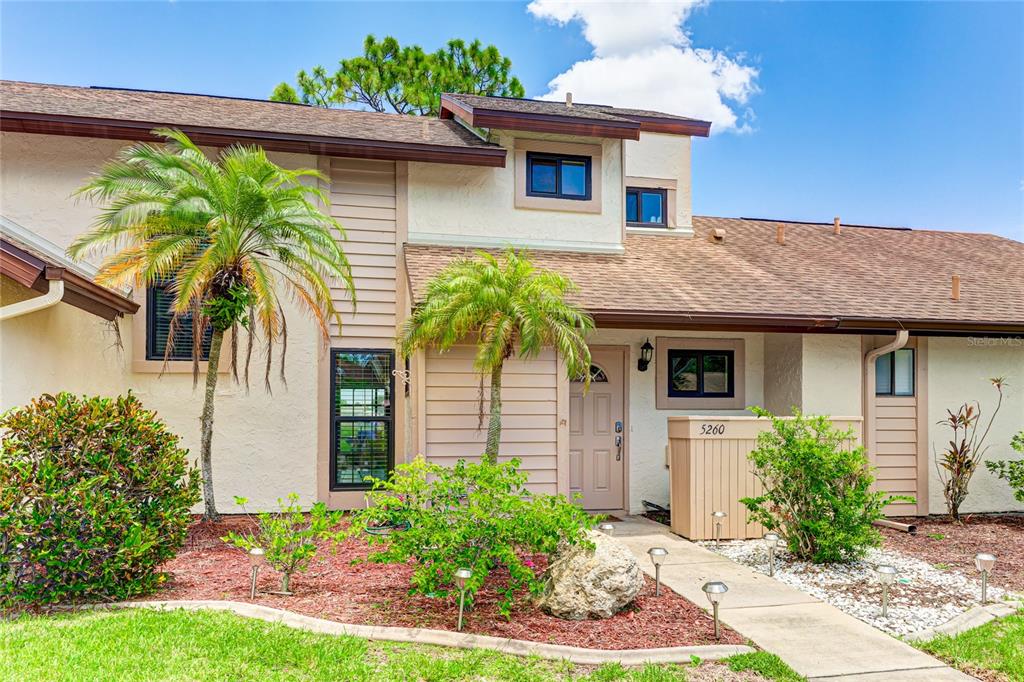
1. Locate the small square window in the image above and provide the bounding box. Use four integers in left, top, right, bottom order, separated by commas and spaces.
526, 152, 591, 200
667, 349, 734, 398
626, 187, 667, 227
876, 348, 914, 396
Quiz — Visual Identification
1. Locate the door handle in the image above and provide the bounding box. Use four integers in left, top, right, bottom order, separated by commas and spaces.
615, 435, 623, 461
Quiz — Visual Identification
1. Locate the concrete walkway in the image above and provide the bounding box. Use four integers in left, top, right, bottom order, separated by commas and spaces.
615, 516, 976, 681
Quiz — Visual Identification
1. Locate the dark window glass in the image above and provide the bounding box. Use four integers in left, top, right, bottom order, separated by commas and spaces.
146, 281, 211, 361
625, 188, 668, 227
526, 152, 591, 200
667, 349, 734, 398
561, 160, 588, 197
876, 348, 914, 396
331, 350, 394, 489
626, 192, 639, 223
529, 159, 557, 194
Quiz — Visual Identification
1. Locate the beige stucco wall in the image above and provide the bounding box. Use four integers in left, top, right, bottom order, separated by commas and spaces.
927, 337, 1024, 514
0, 132, 322, 512
624, 133, 692, 230
586, 328, 765, 513
763, 333, 803, 414
407, 132, 624, 252
801, 334, 864, 416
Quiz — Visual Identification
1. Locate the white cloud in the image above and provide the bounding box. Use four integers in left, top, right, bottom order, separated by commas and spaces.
527, 0, 759, 134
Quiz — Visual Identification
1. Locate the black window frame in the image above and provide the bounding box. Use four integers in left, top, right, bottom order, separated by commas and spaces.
626, 187, 668, 227
875, 348, 915, 397
146, 281, 211, 361
329, 348, 395, 491
666, 349, 736, 398
525, 151, 592, 201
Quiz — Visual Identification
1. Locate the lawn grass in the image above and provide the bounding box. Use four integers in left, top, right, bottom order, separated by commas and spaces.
722, 652, 805, 682
0, 608, 801, 682
915, 610, 1023, 681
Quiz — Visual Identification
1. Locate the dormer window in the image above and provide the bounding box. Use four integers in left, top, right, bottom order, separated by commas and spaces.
526, 152, 591, 200
626, 187, 667, 227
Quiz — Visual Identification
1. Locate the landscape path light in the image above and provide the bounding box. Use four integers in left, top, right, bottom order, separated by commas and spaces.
247, 548, 265, 600
711, 511, 728, 547
762, 533, 780, 577
648, 547, 668, 596
701, 581, 729, 640
974, 553, 996, 605
598, 522, 615, 537
453, 568, 472, 632
875, 565, 897, 618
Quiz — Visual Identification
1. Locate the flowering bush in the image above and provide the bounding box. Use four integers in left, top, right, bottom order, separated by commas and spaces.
222, 494, 344, 593
348, 456, 596, 617
0, 392, 199, 609
742, 407, 906, 564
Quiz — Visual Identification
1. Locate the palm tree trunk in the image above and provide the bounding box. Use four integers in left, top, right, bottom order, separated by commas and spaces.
200, 329, 225, 521
484, 361, 503, 464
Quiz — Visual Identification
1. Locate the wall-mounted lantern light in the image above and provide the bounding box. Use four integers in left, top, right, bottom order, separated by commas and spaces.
638, 339, 654, 372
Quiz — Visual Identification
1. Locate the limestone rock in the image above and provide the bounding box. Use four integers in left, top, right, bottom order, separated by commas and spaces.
538, 530, 644, 620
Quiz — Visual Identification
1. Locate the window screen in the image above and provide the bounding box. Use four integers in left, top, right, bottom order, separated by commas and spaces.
331, 350, 394, 489
146, 281, 211, 361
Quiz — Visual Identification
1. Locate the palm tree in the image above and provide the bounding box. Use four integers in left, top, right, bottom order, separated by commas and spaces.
70, 129, 354, 520
400, 249, 593, 462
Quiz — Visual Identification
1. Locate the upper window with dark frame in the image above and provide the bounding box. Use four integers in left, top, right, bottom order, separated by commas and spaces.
626, 187, 667, 227
667, 349, 735, 398
146, 281, 211, 361
875, 348, 915, 396
526, 152, 592, 200
331, 349, 394, 490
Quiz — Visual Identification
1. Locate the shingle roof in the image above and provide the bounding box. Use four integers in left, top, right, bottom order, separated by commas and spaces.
404, 217, 1024, 332
444, 93, 705, 123
0, 80, 499, 151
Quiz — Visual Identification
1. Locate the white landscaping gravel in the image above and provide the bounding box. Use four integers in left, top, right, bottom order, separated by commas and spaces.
698, 539, 1007, 637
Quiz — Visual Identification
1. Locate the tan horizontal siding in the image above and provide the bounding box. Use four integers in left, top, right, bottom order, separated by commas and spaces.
328, 158, 398, 347
423, 347, 559, 492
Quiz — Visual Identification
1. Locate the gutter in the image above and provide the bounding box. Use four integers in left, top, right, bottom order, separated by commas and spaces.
0, 269, 64, 320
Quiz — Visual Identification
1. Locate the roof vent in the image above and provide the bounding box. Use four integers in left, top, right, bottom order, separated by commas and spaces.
833, 216, 841, 235
951, 274, 961, 302
708, 228, 726, 243
776, 224, 786, 245
565, 92, 573, 108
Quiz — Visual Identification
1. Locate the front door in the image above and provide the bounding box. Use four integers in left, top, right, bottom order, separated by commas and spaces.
569, 348, 625, 510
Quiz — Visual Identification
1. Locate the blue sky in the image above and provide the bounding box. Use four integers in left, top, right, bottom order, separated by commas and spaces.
2, 1, 1021, 239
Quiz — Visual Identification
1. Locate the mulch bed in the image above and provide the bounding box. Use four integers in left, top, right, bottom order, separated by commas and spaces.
881, 514, 1024, 594
148, 516, 743, 649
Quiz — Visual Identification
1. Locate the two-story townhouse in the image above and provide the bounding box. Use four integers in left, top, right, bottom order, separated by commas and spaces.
2, 80, 1022, 519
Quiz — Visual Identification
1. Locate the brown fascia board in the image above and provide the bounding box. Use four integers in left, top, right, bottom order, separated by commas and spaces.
440, 95, 641, 140
2, 237, 138, 320
0, 111, 507, 168
590, 309, 1024, 336
618, 114, 712, 138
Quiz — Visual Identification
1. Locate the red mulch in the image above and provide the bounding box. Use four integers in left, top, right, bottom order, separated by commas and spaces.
881, 515, 1024, 594
149, 516, 742, 649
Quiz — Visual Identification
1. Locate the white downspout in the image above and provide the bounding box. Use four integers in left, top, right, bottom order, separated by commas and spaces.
0, 279, 65, 321
863, 330, 910, 466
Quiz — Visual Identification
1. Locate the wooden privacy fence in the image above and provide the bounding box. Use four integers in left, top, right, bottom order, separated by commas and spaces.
667, 416, 863, 540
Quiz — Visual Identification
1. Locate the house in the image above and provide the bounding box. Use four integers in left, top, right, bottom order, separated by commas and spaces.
1, 80, 1022, 518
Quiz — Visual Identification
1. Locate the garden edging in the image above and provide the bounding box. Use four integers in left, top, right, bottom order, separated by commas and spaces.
88, 600, 755, 665
904, 599, 1023, 643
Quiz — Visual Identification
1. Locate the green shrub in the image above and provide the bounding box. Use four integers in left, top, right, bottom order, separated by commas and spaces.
0, 392, 200, 608
348, 456, 596, 617
986, 431, 1024, 503
741, 407, 907, 564
222, 494, 344, 593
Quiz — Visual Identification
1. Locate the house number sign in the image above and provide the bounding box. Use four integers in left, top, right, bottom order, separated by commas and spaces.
699, 423, 726, 436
